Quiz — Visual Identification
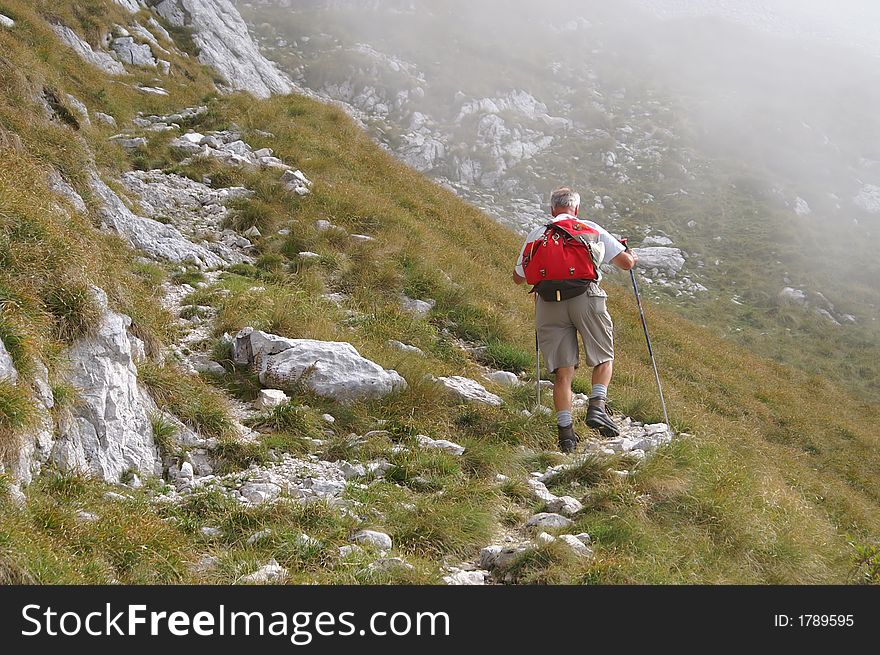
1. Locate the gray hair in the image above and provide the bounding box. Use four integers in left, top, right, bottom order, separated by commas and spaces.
550, 187, 580, 212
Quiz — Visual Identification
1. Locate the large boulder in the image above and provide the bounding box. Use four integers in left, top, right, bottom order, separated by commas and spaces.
51, 288, 162, 481
233, 328, 406, 403
631, 247, 686, 276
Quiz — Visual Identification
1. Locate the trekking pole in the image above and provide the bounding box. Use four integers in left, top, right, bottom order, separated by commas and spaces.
535, 330, 541, 410
622, 239, 670, 428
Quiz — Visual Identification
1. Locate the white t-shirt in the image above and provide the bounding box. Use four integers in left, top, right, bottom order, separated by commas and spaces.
514, 214, 626, 282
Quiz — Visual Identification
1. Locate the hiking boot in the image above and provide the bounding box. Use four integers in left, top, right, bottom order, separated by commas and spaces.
586, 397, 619, 438
557, 423, 578, 454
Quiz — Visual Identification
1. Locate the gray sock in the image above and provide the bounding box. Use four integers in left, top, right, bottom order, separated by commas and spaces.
556, 409, 573, 427
590, 384, 608, 400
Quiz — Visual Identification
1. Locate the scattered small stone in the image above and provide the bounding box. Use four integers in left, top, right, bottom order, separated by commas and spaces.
387, 340, 424, 356
487, 370, 520, 386
239, 482, 282, 504
362, 558, 413, 576
546, 496, 583, 516
536, 531, 556, 545
443, 569, 487, 585
255, 388, 289, 410
243, 226, 262, 239
558, 534, 594, 558
416, 434, 465, 456
338, 544, 363, 558
314, 219, 333, 231
246, 529, 272, 545
528, 479, 556, 503
339, 462, 367, 480
238, 559, 287, 584
76, 510, 100, 523
200, 527, 222, 539
479, 544, 530, 570
495, 473, 509, 483
525, 512, 574, 531
322, 413, 336, 424
189, 554, 220, 574
298, 251, 321, 260
0, 13, 15, 29
103, 491, 128, 502
351, 529, 392, 552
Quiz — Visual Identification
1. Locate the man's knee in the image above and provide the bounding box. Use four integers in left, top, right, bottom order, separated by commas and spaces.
554, 365, 576, 381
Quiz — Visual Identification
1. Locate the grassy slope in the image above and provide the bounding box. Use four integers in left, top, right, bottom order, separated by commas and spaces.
0, 0, 878, 584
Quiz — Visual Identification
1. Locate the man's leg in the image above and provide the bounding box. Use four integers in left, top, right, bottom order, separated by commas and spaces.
554, 365, 575, 414
586, 359, 618, 437
553, 365, 578, 453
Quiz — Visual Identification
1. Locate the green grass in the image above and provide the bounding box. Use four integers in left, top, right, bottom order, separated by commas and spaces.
138, 361, 236, 440
0, 0, 878, 585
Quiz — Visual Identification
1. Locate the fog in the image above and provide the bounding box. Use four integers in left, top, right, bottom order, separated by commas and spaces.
244, 0, 880, 302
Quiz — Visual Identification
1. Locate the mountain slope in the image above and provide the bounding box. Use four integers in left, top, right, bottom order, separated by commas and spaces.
0, 0, 878, 584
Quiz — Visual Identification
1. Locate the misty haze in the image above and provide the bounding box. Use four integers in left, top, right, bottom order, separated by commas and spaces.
239, 0, 880, 399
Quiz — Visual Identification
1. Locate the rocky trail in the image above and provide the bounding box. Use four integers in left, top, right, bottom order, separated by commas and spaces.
2, 82, 680, 581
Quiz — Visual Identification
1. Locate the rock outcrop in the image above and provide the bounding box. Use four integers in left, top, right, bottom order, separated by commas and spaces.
88, 170, 231, 269
149, 0, 293, 98
52, 24, 126, 76
51, 288, 162, 481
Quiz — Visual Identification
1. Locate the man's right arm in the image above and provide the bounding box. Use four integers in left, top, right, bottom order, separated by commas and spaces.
610, 249, 637, 271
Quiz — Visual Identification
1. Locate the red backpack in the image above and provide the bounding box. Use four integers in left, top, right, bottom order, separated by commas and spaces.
522, 218, 603, 288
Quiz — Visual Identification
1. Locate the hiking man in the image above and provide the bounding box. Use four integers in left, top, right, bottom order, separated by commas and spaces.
513, 187, 637, 453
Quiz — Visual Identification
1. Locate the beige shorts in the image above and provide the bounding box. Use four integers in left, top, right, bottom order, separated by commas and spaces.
536, 291, 614, 372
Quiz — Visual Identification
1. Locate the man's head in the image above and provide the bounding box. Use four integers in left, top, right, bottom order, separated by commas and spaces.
550, 187, 580, 217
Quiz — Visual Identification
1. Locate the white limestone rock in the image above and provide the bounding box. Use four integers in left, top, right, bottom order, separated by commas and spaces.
0, 13, 15, 29
64, 94, 91, 128
152, 0, 293, 98
416, 435, 465, 456
546, 496, 583, 516
52, 24, 126, 75
51, 287, 162, 482
89, 170, 230, 269
0, 338, 18, 383
631, 247, 686, 276
436, 376, 502, 407
526, 512, 574, 531
110, 36, 157, 67
387, 340, 424, 356
46, 171, 87, 214
255, 388, 289, 410
351, 529, 392, 552
443, 569, 488, 585
400, 295, 435, 317
233, 329, 406, 403
558, 534, 594, 558
238, 559, 287, 584
487, 370, 520, 386
527, 479, 557, 503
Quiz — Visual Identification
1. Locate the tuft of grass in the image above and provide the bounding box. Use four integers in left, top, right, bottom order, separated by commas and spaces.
138, 361, 235, 440
0, 381, 36, 461
44, 283, 101, 342
150, 413, 180, 459
481, 338, 533, 373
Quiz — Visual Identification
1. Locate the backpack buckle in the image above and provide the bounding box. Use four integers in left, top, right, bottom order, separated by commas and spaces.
569, 267, 575, 276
